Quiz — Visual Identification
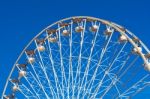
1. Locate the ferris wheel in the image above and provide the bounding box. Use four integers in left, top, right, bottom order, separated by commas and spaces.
2, 16, 150, 99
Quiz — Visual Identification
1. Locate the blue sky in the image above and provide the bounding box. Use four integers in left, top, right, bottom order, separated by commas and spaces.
0, 0, 150, 98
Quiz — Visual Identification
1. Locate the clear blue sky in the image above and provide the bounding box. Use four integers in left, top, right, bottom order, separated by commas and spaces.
0, 0, 150, 98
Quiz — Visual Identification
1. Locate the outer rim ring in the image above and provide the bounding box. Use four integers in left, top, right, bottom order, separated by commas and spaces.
2, 16, 150, 98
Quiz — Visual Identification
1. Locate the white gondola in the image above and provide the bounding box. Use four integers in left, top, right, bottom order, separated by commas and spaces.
75, 26, 84, 32
28, 57, 35, 64
119, 35, 128, 42
104, 28, 113, 36
132, 46, 142, 54
89, 25, 98, 32
37, 45, 45, 52
4, 95, 12, 99
4, 94, 15, 99
48, 37, 57, 43
144, 62, 150, 71
4, 96, 9, 99
62, 29, 70, 36
19, 70, 26, 78
12, 85, 18, 92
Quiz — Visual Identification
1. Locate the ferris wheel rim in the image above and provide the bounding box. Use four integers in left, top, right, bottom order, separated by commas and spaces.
2, 16, 150, 98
